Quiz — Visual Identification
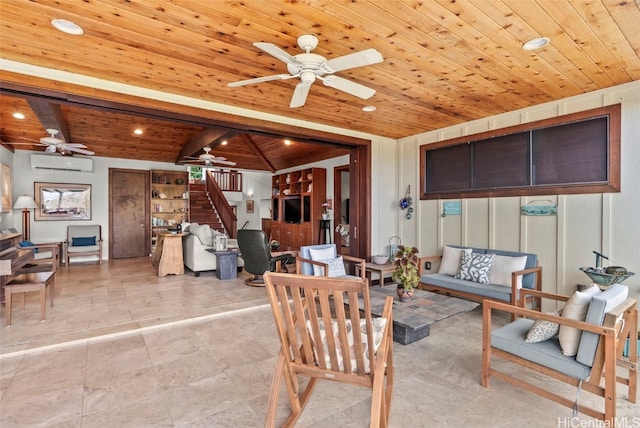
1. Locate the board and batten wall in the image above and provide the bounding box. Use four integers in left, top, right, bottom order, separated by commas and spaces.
397, 81, 640, 307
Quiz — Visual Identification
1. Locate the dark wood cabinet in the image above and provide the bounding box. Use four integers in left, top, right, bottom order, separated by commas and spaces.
271, 168, 326, 250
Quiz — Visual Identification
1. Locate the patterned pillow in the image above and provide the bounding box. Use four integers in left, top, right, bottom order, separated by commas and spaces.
309, 247, 337, 276
455, 252, 494, 284
525, 313, 561, 343
317, 256, 346, 277
307, 317, 387, 373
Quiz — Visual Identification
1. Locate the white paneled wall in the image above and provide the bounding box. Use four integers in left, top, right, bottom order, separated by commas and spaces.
399, 81, 640, 310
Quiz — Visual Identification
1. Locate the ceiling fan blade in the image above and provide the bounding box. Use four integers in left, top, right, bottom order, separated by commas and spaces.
321, 75, 376, 99
228, 74, 294, 87
214, 160, 236, 166
253, 42, 301, 66
290, 83, 311, 108
2, 141, 42, 146
324, 48, 383, 73
64, 146, 94, 155
60, 143, 88, 149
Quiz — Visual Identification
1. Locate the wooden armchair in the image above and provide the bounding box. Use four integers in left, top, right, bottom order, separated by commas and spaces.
65, 225, 103, 266
482, 284, 637, 423
297, 243, 366, 280
263, 272, 394, 427
17, 242, 59, 274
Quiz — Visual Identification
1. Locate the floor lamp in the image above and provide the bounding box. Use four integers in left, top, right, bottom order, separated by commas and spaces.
13, 195, 38, 241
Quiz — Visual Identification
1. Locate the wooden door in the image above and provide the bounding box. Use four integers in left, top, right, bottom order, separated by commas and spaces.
109, 168, 150, 258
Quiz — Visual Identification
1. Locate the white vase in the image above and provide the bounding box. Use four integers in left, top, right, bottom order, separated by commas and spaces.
322, 213, 329, 220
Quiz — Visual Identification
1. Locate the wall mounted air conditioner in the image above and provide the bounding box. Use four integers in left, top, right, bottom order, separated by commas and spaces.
31, 153, 93, 173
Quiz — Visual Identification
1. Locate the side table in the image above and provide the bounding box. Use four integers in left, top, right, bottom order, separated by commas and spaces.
356, 262, 396, 286
206, 250, 238, 280
152, 233, 185, 277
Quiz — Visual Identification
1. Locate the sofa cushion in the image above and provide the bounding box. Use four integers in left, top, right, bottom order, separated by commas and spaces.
439, 245, 471, 275
558, 284, 601, 356
455, 252, 494, 284
189, 223, 214, 246
491, 318, 591, 380
486, 249, 538, 289
421, 273, 512, 302
489, 255, 528, 288
576, 284, 629, 367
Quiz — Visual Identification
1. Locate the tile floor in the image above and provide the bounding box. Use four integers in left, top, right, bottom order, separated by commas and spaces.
0, 258, 637, 427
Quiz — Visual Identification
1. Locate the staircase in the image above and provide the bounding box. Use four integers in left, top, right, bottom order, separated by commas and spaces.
188, 183, 225, 233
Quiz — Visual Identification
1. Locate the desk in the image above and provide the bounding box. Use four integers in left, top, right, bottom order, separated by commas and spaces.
152, 233, 184, 277
356, 262, 396, 286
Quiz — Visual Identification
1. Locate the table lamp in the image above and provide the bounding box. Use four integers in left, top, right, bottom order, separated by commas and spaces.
13, 195, 38, 241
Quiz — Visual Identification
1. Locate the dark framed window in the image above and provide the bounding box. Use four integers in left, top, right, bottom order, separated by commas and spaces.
420, 105, 620, 200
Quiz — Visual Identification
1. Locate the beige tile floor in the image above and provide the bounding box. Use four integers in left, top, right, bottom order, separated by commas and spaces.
0, 258, 637, 427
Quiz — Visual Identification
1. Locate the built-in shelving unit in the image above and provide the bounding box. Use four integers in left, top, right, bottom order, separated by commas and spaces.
150, 170, 189, 249
270, 167, 326, 250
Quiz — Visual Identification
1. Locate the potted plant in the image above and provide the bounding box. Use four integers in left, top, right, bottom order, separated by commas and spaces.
392, 245, 420, 302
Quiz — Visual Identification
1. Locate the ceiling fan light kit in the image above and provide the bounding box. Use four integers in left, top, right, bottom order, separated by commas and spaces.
183, 147, 236, 166
228, 34, 383, 108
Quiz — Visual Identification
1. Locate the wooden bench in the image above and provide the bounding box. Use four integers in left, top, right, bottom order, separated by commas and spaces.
4, 271, 55, 326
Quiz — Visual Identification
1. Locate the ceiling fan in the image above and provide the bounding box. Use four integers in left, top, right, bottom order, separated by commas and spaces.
183, 147, 236, 166
228, 34, 383, 108
4, 128, 94, 155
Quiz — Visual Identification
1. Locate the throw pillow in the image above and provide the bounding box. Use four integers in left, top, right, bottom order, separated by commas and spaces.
317, 257, 347, 277
19, 240, 39, 253
189, 223, 213, 246
439, 245, 471, 276
308, 317, 387, 373
455, 252, 494, 284
72, 236, 96, 247
558, 284, 601, 356
525, 311, 561, 343
488, 255, 528, 287
309, 247, 337, 276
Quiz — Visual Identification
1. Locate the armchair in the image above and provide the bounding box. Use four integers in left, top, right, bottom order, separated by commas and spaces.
297, 243, 366, 280
263, 272, 394, 427
237, 229, 291, 286
65, 225, 103, 266
482, 284, 637, 423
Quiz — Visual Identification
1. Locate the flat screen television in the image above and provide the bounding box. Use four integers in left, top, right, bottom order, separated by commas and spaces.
283, 198, 302, 223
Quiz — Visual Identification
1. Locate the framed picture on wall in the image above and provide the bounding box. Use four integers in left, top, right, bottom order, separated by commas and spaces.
1, 164, 11, 213
34, 182, 91, 220
246, 199, 254, 213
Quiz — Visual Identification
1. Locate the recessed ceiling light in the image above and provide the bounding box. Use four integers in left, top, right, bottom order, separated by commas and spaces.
284, 139, 292, 145
221, 140, 228, 145
51, 19, 84, 35
12, 112, 25, 119
133, 129, 143, 135
362, 106, 376, 112
522, 37, 550, 51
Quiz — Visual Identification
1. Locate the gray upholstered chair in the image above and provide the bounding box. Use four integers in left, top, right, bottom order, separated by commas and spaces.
482, 284, 637, 423
65, 225, 103, 266
297, 243, 366, 280
237, 229, 291, 286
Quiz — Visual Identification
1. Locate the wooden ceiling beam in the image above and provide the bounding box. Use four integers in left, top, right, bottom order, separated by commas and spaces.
175, 128, 238, 163
26, 99, 71, 142
236, 134, 276, 173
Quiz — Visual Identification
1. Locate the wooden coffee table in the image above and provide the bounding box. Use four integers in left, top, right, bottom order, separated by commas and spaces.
356, 287, 479, 345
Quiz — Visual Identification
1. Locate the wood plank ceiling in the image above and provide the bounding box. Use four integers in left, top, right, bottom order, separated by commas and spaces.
0, 0, 639, 170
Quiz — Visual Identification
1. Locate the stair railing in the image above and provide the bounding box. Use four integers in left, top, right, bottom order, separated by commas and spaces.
205, 170, 238, 238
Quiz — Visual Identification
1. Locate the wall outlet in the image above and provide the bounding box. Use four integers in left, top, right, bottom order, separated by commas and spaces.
426, 261, 432, 270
